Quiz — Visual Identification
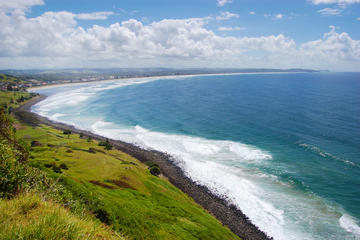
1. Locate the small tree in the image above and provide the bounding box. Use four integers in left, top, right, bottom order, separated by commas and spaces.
63, 129, 71, 138
99, 139, 113, 150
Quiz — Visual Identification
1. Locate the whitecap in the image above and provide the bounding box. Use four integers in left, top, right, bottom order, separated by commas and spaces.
340, 214, 360, 237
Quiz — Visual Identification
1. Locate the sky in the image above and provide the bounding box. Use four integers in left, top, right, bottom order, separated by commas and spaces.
0, 0, 359, 71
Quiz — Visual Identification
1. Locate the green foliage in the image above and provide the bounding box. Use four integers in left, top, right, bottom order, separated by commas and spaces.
149, 165, 161, 176
0, 193, 122, 240
59, 163, 68, 170
16, 124, 240, 240
0, 140, 27, 198
63, 129, 72, 135
88, 147, 97, 153
52, 165, 62, 174
98, 139, 112, 150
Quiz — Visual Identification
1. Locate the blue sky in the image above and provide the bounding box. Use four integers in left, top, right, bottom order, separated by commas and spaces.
0, 0, 359, 70
29, 0, 360, 42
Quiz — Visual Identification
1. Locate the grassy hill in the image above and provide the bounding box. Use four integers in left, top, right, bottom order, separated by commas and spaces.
0, 91, 241, 240
0, 193, 122, 240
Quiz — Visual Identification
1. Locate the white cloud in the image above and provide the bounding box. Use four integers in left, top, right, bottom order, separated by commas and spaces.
249, 11, 256, 15
311, 0, 360, 4
76, 11, 114, 20
218, 26, 245, 31
265, 13, 285, 20
0, 4, 358, 71
217, 0, 233, 7
0, 0, 44, 11
357, 17, 360, 20
275, 14, 284, 19
318, 7, 342, 15
216, 11, 239, 20
300, 26, 360, 69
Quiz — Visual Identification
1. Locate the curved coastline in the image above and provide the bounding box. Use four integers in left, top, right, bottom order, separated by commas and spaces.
19, 95, 272, 240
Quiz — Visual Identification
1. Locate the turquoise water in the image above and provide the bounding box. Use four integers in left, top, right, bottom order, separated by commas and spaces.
32, 73, 360, 240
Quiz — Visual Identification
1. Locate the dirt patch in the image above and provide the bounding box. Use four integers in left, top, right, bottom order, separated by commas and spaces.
112, 180, 136, 190
89, 180, 116, 190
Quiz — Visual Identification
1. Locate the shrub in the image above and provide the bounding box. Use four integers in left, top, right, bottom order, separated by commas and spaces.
99, 139, 112, 150
59, 163, 68, 170
63, 130, 71, 138
31, 140, 42, 147
63, 130, 71, 135
104, 144, 113, 150
52, 165, 62, 174
88, 147, 96, 153
44, 163, 52, 168
149, 165, 161, 176
0, 140, 28, 198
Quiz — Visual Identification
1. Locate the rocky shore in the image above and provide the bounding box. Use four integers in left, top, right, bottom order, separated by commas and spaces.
18, 95, 273, 240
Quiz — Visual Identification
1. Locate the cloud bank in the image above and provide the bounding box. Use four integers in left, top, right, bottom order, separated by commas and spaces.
0, 2, 359, 71
311, 0, 360, 4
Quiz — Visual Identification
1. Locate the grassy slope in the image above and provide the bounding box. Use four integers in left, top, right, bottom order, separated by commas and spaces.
0, 74, 23, 83
18, 124, 239, 240
0, 91, 31, 108
0, 193, 121, 240
0, 91, 241, 240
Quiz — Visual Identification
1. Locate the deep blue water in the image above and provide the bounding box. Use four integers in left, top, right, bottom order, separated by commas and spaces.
33, 72, 360, 240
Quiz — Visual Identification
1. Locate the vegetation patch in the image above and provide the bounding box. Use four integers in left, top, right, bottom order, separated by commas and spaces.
0, 193, 121, 240
111, 180, 136, 190
89, 180, 116, 190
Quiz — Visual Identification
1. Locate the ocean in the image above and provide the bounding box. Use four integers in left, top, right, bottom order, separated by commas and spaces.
31, 72, 360, 240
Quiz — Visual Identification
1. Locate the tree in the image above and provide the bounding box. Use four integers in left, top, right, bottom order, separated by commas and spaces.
63, 129, 72, 138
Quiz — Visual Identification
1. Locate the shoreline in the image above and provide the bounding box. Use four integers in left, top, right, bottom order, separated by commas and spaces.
28, 71, 310, 91
18, 95, 272, 240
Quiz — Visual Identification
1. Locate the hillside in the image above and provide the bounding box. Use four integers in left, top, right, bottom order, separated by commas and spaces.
0, 91, 241, 240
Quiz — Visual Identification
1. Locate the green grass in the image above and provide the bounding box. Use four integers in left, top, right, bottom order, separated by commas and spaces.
16, 124, 241, 240
0, 91, 34, 109
0, 192, 122, 240
0, 74, 24, 83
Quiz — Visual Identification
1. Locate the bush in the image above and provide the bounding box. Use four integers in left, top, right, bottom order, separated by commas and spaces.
88, 147, 96, 153
59, 163, 68, 170
99, 139, 112, 150
52, 165, 62, 174
104, 144, 113, 150
149, 165, 161, 176
44, 163, 52, 168
0, 140, 28, 198
63, 130, 71, 138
